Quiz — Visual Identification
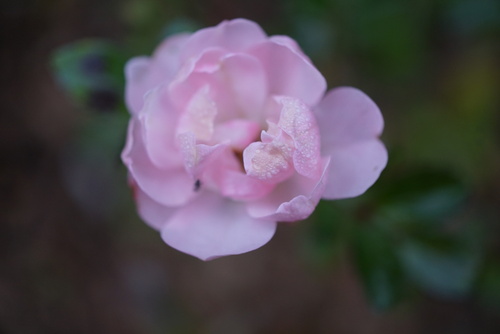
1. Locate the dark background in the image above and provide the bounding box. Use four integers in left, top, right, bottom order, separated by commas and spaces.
1, 0, 500, 333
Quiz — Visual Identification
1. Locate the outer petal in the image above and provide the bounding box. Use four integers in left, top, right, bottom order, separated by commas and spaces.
248, 41, 326, 106
133, 183, 176, 231
122, 118, 197, 206
125, 56, 149, 114
125, 33, 190, 114
246, 158, 330, 222
179, 19, 267, 61
314, 87, 387, 199
322, 141, 387, 199
161, 192, 277, 260
314, 87, 384, 146
269, 35, 312, 64
139, 85, 182, 169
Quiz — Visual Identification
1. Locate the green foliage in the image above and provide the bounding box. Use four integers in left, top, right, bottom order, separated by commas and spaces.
52, 39, 131, 218
398, 234, 481, 298
377, 170, 468, 226
477, 262, 500, 307
340, 169, 480, 309
52, 39, 128, 113
304, 201, 350, 266
353, 225, 406, 310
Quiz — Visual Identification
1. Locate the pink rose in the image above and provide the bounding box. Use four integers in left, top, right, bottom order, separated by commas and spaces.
122, 19, 387, 260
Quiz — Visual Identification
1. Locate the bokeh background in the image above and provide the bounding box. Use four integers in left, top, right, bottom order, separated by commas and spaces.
2, 0, 500, 333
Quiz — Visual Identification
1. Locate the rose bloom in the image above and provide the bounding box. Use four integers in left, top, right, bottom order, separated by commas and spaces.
122, 19, 387, 260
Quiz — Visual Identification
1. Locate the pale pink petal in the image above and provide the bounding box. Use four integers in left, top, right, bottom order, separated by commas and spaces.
275, 96, 322, 179
314, 87, 384, 146
133, 183, 176, 231
161, 192, 277, 260
176, 132, 227, 178
124, 57, 150, 114
213, 119, 261, 151
218, 54, 268, 122
322, 140, 387, 199
179, 19, 267, 61
217, 169, 276, 200
125, 34, 190, 114
243, 134, 295, 184
152, 33, 192, 70
200, 146, 275, 200
176, 85, 218, 142
246, 158, 330, 222
314, 87, 387, 199
269, 35, 312, 63
139, 85, 182, 169
122, 118, 197, 206
248, 41, 326, 106
170, 52, 268, 124
168, 49, 226, 112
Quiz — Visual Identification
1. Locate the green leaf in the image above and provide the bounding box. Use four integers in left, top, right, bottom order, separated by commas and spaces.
477, 261, 500, 307
398, 234, 481, 298
303, 201, 349, 266
378, 170, 467, 227
52, 39, 128, 113
353, 225, 406, 310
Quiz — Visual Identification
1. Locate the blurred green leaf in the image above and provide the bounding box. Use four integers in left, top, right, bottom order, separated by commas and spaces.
377, 170, 467, 227
331, 0, 431, 78
303, 201, 349, 266
398, 233, 481, 298
446, 0, 500, 38
52, 39, 128, 113
477, 261, 500, 307
353, 225, 406, 310
61, 112, 129, 218
78, 112, 129, 153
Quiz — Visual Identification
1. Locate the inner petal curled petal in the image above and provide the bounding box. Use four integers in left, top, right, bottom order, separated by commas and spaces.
275, 96, 322, 179
176, 85, 217, 142
243, 132, 294, 183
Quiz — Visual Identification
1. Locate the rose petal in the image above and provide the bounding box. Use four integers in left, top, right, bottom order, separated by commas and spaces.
180, 19, 267, 61
176, 85, 218, 142
122, 118, 197, 206
134, 184, 176, 231
125, 33, 190, 114
218, 54, 268, 122
243, 132, 295, 183
275, 96, 322, 179
139, 85, 182, 169
198, 146, 275, 200
176, 132, 226, 178
213, 119, 261, 151
248, 41, 326, 106
170, 52, 269, 125
269, 35, 312, 64
322, 140, 387, 199
314, 87, 384, 146
314, 87, 387, 199
168, 48, 227, 111
124, 57, 150, 115
161, 192, 277, 260
246, 158, 330, 222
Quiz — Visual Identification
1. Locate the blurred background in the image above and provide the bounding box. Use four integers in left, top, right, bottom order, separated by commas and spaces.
1, 0, 500, 333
